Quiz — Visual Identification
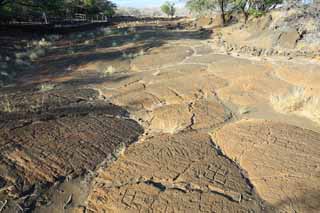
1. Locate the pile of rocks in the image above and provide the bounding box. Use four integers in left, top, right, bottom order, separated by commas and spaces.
271, 4, 320, 51
210, 4, 320, 58
215, 36, 320, 58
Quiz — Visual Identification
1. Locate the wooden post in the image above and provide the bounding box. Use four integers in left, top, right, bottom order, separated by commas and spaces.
42, 12, 48, 24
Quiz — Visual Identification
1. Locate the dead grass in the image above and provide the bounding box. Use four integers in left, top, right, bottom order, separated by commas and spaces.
300, 97, 320, 124
270, 87, 307, 113
1, 95, 15, 112
38, 83, 55, 92
238, 106, 251, 115
97, 64, 116, 77
270, 87, 320, 124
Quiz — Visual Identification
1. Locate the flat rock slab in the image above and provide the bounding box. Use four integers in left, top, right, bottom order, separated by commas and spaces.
130, 45, 193, 71
191, 99, 232, 130
107, 63, 229, 129
145, 68, 227, 104
274, 62, 320, 94
207, 55, 290, 106
149, 104, 192, 133
212, 119, 320, 212
278, 28, 300, 49
87, 131, 266, 212
0, 88, 143, 208
0, 88, 101, 114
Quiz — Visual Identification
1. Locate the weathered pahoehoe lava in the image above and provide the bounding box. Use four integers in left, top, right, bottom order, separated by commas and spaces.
87, 131, 268, 212
1, 15, 320, 212
0, 88, 143, 209
212, 119, 320, 213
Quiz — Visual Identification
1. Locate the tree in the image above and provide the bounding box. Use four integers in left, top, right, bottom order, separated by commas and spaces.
215, 0, 230, 25
0, 0, 10, 6
83, 0, 116, 18
161, 1, 176, 17
233, 0, 283, 23
0, 0, 117, 22
233, 0, 253, 23
186, 0, 284, 24
186, 0, 231, 25
186, 0, 215, 15
253, 0, 283, 11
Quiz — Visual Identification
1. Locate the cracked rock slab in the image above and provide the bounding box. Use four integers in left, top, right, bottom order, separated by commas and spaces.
212, 119, 320, 213
87, 131, 266, 212
207, 56, 290, 106
0, 88, 143, 204
149, 104, 192, 133
147, 72, 228, 104
130, 45, 193, 71
192, 99, 232, 130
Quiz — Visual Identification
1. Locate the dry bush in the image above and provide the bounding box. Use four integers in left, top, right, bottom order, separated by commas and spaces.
270, 87, 320, 124
38, 83, 55, 92
97, 64, 116, 77
270, 87, 307, 113
300, 97, 320, 124
1, 95, 15, 112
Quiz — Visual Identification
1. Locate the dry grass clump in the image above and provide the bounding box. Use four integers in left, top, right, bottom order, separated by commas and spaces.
122, 49, 145, 59
300, 97, 320, 124
270, 87, 307, 113
45, 34, 62, 41
102, 27, 113, 35
1, 95, 15, 112
97, 64, 116, 77
238, 106, 251, 115
84, 40, 92, 45
38, 83, 55, 92
112, 41, 118, 47
270, 87, 320, 124
38, 38, 52, 47
28, 48, 46, 61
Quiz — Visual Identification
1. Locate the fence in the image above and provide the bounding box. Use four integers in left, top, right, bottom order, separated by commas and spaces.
0, 12, 108, 25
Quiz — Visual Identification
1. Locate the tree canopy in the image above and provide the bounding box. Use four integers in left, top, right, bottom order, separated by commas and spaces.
186, 0, 285, 24
161, 1, 176, 17
0, 0, 117, 22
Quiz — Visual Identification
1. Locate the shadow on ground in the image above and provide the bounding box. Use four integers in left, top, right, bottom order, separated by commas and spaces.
10, 23, 211, 87
271, 189, 320, 212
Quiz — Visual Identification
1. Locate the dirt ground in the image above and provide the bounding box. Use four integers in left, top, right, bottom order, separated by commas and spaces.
0, 18, 319, 212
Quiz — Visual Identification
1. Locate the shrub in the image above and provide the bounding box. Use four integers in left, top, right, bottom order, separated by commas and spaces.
270, 87, 320, 124
1, 95, 14, 112
161, 1, 176, 17
249, 8, 266, 18
38, 83, 55, 92
98, 65, 116, 77
270, 87, 307, 113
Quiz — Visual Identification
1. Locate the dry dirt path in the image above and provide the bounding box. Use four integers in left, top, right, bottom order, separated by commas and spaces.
0, 20, 320, 212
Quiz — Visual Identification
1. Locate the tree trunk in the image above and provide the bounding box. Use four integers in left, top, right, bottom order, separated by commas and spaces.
244, 13, 249, 23
243, 0, 251, 24
220, 0, 226, 26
